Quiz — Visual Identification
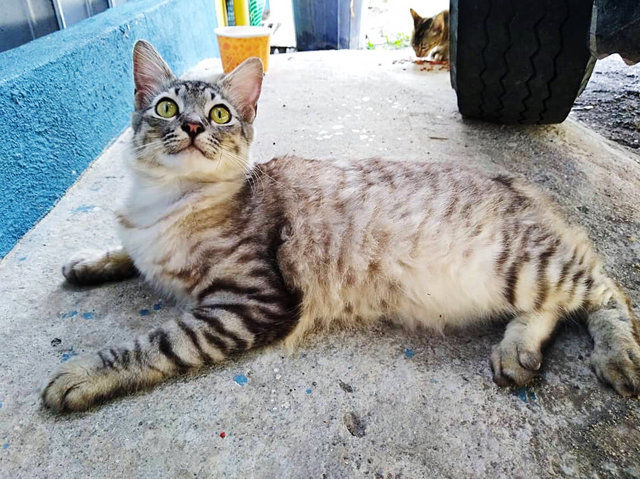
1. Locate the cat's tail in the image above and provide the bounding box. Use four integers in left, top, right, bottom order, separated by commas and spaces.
41, 302, 299, 412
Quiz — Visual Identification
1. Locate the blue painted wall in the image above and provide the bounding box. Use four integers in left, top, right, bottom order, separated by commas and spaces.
0, 0, 219, 258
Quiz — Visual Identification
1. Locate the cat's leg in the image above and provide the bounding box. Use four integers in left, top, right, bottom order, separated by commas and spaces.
429, 46, 444, 62
586, 285, 640, 397
62, 247, 138, 285
491, 277, 640, 395
439, 44, 450, 63
41, 296, 298, 412
490, 310, 560, 386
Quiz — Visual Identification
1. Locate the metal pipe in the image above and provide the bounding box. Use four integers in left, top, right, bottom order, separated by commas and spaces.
85, 0, 94, 17
21, 0, 38, 39
51, 0, 67, 29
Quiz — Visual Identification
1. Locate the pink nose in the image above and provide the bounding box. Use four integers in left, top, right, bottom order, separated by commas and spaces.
181, 121, 204, 137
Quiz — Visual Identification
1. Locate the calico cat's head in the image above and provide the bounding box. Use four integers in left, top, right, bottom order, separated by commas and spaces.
130, 40, 263, 182
409, 8, 446, 58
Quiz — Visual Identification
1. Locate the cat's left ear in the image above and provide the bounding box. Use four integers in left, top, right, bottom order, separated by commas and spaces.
220, 57, 264, 123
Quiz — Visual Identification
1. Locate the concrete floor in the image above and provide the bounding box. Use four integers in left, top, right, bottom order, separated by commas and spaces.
1, 50, 639, 478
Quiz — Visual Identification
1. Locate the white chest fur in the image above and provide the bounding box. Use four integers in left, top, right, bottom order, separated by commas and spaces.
117, 179, 196, 298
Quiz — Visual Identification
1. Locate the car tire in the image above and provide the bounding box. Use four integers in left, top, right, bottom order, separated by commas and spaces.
450, 0, 595, 124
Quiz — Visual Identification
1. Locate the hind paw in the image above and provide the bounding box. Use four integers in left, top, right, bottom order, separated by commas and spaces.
591, 340, 640, 398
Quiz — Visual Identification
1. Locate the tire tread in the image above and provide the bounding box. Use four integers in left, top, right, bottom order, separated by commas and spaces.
452, 0, 593, 125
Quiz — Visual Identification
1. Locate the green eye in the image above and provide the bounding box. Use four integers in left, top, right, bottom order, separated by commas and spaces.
210, 105, 231, 124
156, 98, 178, 118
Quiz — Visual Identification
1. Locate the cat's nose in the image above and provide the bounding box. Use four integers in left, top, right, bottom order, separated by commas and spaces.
181, 121, 204, 138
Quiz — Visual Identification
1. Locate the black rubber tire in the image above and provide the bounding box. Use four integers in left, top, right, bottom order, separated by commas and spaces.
450, 0, 595, 124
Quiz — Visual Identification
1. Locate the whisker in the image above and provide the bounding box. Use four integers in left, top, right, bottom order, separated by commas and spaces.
122, 128, 294, 200
219, 152, 257, 194
221, 147, 289, 193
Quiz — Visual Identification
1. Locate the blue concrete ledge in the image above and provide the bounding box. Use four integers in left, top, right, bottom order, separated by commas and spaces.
0, 0, 219, 258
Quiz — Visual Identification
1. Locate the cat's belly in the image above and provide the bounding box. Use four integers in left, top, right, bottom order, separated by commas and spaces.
384, 256, 507, 327
285, 227, 509, 334
310, 261, 505, 329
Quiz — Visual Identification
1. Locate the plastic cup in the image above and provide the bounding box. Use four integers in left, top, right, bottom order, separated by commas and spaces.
215, 26, 271, 73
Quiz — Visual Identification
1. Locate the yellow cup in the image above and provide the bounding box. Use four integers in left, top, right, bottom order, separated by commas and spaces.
215, 26, 271, 73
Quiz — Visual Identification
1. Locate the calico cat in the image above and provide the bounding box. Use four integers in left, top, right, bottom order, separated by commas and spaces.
41, 40, 640, 412
410, 8, 449, 61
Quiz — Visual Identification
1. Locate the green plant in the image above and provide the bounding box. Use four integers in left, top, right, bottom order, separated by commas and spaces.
384, 32, 410, 49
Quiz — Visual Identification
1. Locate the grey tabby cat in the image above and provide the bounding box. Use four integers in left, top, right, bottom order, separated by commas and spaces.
42, 40, 640, 412
410, 8, 449, 61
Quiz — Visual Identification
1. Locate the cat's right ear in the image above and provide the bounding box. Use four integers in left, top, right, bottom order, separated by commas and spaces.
432, 12, 445, 35
133, 40, 175, 109
410, 8, 422, 26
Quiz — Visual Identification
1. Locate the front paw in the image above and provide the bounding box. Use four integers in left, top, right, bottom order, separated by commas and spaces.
62, 248, 136, 285
490, 339, 542, 387
41, 356, 106, 412
591, 339, 640, 398
62, 249, 108, 285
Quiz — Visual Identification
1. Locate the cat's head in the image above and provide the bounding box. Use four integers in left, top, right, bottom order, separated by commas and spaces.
130, 40, 263, 182
409, 9, 445, 58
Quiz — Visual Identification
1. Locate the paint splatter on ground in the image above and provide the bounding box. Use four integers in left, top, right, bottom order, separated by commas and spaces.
514, 386, 537, 404
219, 432, 226, 438
153, 303, 162, 311
404, 348, 415, 358
234, 374, 248, 386
18, 257, 26, 262
2, 442, 8, 450
71, 205, 96, 214
82, 312, 95, 320
305, 389, 312, 395
139, 309, 150, 316
60, 311, 78, 319
60, 350, 78, 363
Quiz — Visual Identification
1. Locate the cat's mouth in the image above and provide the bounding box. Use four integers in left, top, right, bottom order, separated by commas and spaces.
172, 141, 209, 157
185, 144, 206, 155
164, 137, 214, 159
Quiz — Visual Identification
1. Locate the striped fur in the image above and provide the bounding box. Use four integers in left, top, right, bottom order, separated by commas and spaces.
41, 41, 640, 412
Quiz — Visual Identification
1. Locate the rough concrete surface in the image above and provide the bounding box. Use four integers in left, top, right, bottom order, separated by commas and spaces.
1, 50, 639, 478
